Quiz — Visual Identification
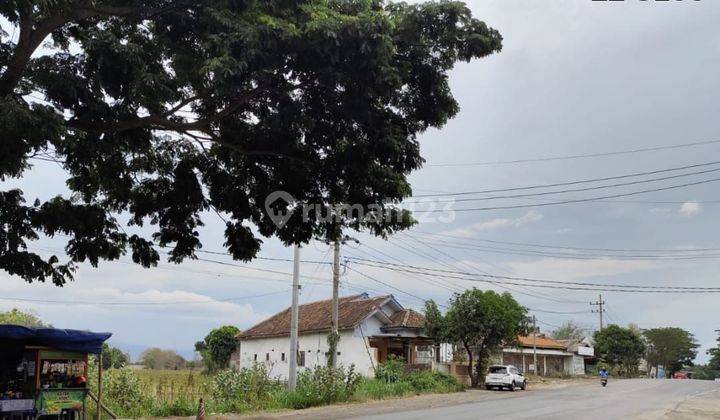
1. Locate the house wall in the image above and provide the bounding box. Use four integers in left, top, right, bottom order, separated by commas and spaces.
502, 349, 575, 376
236, 321, 381, 380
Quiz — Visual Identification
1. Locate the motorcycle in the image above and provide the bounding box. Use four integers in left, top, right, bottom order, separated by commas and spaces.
601, 377, 608, 387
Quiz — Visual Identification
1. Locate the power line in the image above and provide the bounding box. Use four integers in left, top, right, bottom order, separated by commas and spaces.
398, 233, 587, 304
410, 176, 720, 212
402, 234, 720, 261
0, 290, 289, 306
407, 166, 720, 204
345, 258, 720, 293
411, 231, 720, 255
414, 161, 720, 198
426, 139, 720, 167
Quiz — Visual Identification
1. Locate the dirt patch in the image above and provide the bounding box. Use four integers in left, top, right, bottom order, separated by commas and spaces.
661, 388, 720, 420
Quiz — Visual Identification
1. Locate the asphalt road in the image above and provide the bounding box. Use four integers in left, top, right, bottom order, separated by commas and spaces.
364, 379, 720, 420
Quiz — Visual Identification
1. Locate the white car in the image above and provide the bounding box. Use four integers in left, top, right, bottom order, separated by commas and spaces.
485, 365, 527, 391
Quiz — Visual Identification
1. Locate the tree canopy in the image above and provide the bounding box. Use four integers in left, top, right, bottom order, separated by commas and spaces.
100, 342, 130, 369
0, 0, 502, 286
593, 324, 646, 377
0, 307, 49, 327
139, 347, 186, 370
643, 327, 698, 376
551, 320, 587, 341
195, 325, 240, 372
424, 289, 527, 387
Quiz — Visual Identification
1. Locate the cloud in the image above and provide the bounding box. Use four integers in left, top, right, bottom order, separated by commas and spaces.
441, 210, 543, 238
678, 202, 701, 217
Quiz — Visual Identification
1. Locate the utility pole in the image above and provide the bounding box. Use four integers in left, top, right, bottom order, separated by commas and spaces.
288, 244, 301, 391
330, 240, 341, 367
532, 315, 537, 376
590, 293, 606, 331
327, 235, 357, 367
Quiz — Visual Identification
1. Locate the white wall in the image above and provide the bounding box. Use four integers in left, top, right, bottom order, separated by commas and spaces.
236, 326, 378, 380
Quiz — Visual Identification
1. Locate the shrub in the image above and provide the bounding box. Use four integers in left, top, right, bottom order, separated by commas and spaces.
209, 364, 281, 406
375, 356, 405, 383
281, 365, 361, 409
102, 369, 149, 417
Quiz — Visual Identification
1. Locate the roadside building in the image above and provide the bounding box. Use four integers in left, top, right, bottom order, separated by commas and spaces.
232, 293, 432, 379
499, 335, 594, 376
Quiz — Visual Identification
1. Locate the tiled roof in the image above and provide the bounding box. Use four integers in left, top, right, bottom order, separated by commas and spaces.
238, 294, 392, 340
516, 335, 567, 350
385, 309, 425, 329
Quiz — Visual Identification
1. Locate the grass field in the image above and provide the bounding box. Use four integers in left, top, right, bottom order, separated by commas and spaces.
133, 369, 212, 402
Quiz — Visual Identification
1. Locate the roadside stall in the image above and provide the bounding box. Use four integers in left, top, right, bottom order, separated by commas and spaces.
0, 325, 111, 420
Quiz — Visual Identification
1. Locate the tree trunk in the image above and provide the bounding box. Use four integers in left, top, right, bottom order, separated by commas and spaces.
464, 342, 477, 388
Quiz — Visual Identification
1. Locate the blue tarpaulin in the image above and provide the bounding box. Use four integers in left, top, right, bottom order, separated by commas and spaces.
0, 325, 112, 354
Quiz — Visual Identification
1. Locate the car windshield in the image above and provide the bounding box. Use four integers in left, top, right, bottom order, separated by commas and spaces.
489, 367, 507, 374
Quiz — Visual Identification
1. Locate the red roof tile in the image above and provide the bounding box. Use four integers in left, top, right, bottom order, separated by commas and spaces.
385, 309, 425, 329
239, 294, 392, 340
516, 335, 566, 350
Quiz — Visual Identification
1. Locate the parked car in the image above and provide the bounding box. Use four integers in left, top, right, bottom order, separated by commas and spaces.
485, 365, 527, 391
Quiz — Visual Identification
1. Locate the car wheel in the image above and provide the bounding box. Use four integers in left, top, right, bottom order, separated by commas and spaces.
520, 380, 527, 390
485, 385, 492, 390
509, 381, 516, 392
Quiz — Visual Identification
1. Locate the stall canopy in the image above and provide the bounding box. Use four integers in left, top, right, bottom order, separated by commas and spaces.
0, 325, 112, 354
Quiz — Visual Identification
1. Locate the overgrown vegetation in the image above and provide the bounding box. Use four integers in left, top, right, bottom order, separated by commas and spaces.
89, 360, 463, 418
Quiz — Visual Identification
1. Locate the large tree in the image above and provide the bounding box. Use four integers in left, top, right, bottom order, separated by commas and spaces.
0, 0, 502, 286
195, 325, 240, 372
593, 324, 646, 377
643, 327, 698, 377
424, 289, 528, 387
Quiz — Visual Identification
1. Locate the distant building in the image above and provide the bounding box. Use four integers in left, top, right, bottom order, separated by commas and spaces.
232, 293, 432, 379
498, 335, 595, 376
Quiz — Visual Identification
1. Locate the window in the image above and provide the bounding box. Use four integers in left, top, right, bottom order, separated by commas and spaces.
297, 350, 305, 367
266, 353, 270, 361
281, 353, 286, 362
253, 354, 257, 361
489, 366, 507, 374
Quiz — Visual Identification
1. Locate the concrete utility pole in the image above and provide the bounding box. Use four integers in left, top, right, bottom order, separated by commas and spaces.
591, 294, 606, 331
331, 240, 340, 335
288, 244, 301, 391
532, 315, 538, 375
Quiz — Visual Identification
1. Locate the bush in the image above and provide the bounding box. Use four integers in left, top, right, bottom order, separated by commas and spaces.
209, 364, 281, 406
374, 356, 405, 383
281, 365, 361, 409
357, 370, 463, 400
102, 369, 149, 417
405, 371, 463, 393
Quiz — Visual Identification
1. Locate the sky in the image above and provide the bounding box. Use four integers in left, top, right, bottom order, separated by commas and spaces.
2, 0, 720, 362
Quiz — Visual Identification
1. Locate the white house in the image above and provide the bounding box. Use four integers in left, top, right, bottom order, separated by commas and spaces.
232, 293, 431, 379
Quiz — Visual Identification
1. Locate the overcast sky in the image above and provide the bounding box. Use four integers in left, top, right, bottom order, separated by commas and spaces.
2, 0, 719, 362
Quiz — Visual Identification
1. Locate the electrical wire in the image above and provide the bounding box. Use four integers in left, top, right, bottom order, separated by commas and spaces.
414, 161, 720, 198
407, 166, 720, 204
410, 176, 720, 212
345, 258, 720, 293
426, 139, 720, 167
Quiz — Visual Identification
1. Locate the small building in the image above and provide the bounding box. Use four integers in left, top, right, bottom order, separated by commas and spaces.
233, 293, 431, 379
500, 335, 585, 376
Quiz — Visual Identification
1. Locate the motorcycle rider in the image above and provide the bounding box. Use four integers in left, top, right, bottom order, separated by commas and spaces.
600, 367, 609, 385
